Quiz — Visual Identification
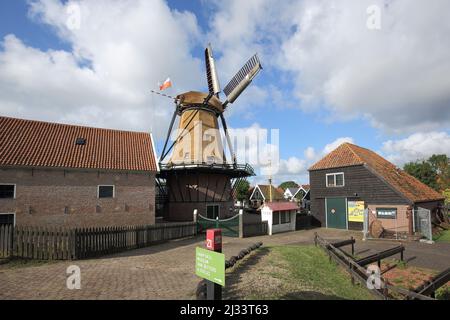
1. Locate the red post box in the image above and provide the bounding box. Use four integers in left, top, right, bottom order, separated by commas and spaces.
206, 229, 222, 252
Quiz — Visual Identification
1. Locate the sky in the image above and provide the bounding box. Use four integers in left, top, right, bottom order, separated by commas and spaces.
0, 0, 449, 185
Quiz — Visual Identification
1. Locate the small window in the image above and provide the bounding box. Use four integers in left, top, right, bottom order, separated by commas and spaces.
0, 185, 15, 199
376, 208, 397, 219
281, 211, 287, 224
207, 205, 220, 219
273, 212, 280, 225
0, 213, 15, 226
326, 173, 345, 187
76, 138, 86, 146
98, 185, 114, 198
327, 175, 335, 187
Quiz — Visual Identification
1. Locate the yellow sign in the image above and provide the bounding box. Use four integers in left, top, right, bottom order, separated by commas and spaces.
348, 201, 364, 222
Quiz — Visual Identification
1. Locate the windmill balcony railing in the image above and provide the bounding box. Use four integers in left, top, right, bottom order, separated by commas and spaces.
159, 162, 255, 176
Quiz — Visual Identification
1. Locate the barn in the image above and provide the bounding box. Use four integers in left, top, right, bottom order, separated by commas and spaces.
0, 116, 159, 228
308, 143, 444, 236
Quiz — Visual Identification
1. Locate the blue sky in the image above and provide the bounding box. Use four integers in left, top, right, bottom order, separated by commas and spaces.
1, 0, 449, 184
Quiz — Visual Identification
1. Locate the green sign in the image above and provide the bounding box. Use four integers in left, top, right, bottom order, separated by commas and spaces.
195, 247, 225, 286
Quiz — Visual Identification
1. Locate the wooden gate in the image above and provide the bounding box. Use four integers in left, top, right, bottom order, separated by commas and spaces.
197, 214, 240, 237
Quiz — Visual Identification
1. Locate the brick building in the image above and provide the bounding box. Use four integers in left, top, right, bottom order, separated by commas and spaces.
0, 116, 159, 227
309, 143, 444, 235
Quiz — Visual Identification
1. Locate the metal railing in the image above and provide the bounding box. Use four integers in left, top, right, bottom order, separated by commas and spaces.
159, 162, 255, 176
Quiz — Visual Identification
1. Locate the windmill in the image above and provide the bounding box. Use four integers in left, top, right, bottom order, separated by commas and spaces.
156, 44, 262, 222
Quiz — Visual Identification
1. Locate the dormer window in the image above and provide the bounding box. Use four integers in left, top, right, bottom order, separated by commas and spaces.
326, 173, 345, 187
76, 138, 86, 146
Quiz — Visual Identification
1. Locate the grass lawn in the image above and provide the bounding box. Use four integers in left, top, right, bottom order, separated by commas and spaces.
433, 230, 450, 242
225, 245, 375, 300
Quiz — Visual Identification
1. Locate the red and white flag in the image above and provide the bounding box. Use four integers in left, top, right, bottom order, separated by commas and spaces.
159, 78, 172, 91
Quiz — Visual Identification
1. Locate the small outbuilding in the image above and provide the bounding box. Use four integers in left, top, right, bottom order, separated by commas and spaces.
308, 143, 445, 237
261, 202, 298, 235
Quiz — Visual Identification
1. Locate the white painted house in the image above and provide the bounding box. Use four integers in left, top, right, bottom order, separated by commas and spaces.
261, 202, 298, 235
283, 187, 299, 200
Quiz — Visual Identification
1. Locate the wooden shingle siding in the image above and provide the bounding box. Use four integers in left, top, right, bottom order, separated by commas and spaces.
310, 165, 409, 226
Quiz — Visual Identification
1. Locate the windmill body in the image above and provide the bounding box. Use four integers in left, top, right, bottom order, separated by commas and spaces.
157, 45, 262, 222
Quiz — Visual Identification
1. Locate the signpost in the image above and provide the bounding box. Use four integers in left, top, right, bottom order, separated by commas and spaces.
195, 247, 225, 286
195, 229, 224, 300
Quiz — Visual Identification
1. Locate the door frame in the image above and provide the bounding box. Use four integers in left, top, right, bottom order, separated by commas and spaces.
0, 212, 16, 227
325, 197, 348, 230
206, 203, 220, 219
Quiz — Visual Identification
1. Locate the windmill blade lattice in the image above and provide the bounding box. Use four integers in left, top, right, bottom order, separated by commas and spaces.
223, 54, 262, 105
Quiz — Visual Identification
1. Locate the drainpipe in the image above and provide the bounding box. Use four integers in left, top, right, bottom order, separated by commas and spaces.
406, 205, 413, 236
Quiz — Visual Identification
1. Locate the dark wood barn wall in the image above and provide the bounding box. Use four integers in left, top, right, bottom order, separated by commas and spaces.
309, 165, 409, 227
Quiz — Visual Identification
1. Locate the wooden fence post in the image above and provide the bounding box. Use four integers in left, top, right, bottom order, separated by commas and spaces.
239, 209, 244, 238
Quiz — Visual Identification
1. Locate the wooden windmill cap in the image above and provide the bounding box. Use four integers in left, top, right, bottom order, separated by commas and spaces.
177, 91, 224, 113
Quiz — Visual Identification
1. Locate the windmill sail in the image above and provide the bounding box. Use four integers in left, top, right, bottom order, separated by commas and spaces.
223, 54, 262, 105
205, 44, 221, 96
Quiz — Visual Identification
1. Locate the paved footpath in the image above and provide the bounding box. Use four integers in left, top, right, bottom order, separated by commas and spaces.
0, 229, 448, 300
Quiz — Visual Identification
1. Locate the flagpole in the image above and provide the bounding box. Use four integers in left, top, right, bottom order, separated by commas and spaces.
150, 88, 154, 134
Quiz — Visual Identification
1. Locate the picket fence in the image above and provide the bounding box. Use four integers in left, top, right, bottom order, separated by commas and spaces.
0, 222, 197, 261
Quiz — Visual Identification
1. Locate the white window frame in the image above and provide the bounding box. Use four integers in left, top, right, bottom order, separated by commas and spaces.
97, 185, 115, 199
326, 173, 345, 188
376, 208, 397, 219
0, 212, 16, 226
0, 183, 16, 199
206, 204, 220, 219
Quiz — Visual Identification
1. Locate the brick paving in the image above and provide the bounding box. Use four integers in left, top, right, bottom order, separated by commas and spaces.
0, 228, 448, 300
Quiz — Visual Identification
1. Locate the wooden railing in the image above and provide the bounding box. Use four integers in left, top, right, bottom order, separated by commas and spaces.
0, 222, 197, 261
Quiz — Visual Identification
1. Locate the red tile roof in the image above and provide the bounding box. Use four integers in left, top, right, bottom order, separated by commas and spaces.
309, 143, 444, 203
264, 202, 299, 212
0, 116, 158, 172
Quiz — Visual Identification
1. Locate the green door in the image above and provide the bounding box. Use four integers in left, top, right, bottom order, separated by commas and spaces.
326, 198, 347, 229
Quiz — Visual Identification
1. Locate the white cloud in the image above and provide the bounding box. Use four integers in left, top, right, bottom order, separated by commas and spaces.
323, 137, 354, 154
382, 132, 450, 165
206, 0, 450, 133
280, 0, 450, 132
252, 136, 354, 185
0, 0, 204, 140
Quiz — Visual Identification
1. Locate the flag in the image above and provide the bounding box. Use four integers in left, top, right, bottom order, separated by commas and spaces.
159, 78, 172, 91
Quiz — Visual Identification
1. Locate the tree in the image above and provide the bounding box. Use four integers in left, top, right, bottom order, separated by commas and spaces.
443, 189, 450, 206
429, 155, 450, 191
278, 181, 299, 191
404, 161, 439, 190
235, 180, 250, 202
403, 154, 450, 192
